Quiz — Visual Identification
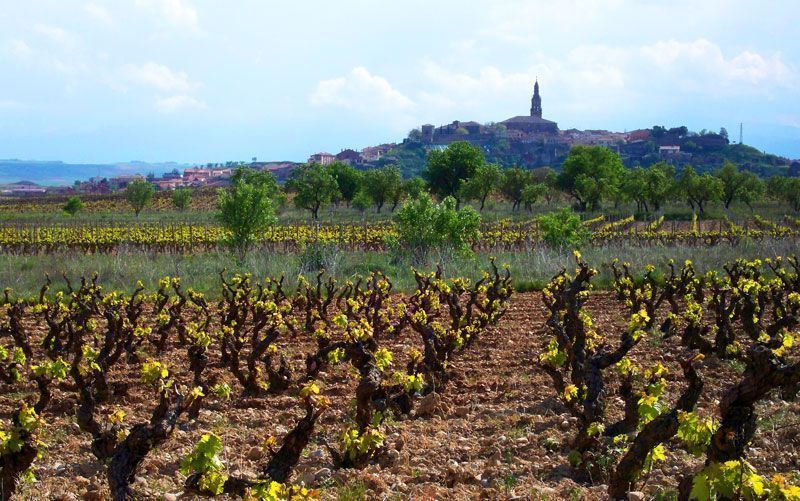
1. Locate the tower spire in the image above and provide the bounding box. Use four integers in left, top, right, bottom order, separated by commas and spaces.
530, 78, 542, 118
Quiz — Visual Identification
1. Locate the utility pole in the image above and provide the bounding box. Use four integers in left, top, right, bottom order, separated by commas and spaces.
739, 122, 743, 145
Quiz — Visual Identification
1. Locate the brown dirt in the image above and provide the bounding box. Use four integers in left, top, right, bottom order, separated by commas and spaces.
1, 292, 798, 500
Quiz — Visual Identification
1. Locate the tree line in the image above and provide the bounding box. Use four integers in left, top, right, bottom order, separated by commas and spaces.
279, 142, 799, 218
60, 142, 800, 221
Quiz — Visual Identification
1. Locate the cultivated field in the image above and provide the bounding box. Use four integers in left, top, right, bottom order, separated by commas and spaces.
0, 255, 798, 500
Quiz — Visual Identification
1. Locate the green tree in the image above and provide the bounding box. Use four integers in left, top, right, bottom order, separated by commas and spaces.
351, 189, 373, 214
542, 170, 559, 205
521, 183, 547, 212
217, 176, 277, 259
62, 196, 84, 216
230, 168, 281, 197
389, 175, 427, 211
402, 177, 427, 201
643, 162, 677, 212
171, 188, 192, 211
125, 179, 155, 217
714, 161, 765, 209
424, 141, 485, 206
678, 166, 724, 214
286, 163, 340, 219
393, 194, 481, 261
537, 208, 590, 249
500, 167, 532, 211
621, 167, 649, 213
557, 145, 625, 211
768, 176, 800, 212
230, 167, 286, 208
459, 163, 503, 211
329, 162, 364, 206
622, 162, 676, 213
364, 166, 402, 213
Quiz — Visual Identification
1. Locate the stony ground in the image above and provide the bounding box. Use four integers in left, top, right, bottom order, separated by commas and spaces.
1, 292, 798, 500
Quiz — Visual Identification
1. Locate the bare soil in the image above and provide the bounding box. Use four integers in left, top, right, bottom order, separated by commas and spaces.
2, 292, 798, 500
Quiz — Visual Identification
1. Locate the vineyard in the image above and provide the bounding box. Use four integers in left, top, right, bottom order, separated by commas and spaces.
1, 215, 798, 254
0, 190, 221, 215
0, 257, 798, 500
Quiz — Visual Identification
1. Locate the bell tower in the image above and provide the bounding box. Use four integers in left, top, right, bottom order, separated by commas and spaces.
530, 79, 542, 118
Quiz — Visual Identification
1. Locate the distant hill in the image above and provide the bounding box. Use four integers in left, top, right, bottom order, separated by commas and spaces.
0, 160, 189, 186
384, 126, 796, 178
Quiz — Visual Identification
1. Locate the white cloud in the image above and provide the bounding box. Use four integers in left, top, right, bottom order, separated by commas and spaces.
418, 61, 536, 111
0, 100, 27, 110
155, 94, 207, 113
410, 38, 798, 125
8, 39, 32, 59
135, 0, 199, 31
84, 3, 113, 24
310, 67, 418, 131
640, 39, 796, 90
34, 24, 78, 49
117, 62, 195, 92
310, 66, 415, 114
8, 30, 88, 76
485, 0, 627, 46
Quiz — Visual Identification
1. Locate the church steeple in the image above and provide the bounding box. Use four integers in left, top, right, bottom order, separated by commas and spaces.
530, 78, 542, 118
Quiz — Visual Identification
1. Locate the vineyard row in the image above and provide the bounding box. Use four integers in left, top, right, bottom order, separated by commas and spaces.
0, 215, 798, 254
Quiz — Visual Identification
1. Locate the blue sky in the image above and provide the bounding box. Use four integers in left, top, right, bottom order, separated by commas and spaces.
1, 0, 799, 164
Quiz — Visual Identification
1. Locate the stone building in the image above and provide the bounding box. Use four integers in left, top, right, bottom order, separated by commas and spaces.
308, 152, 336, 166
500, 80, 559, 135
335, 149, 362, 166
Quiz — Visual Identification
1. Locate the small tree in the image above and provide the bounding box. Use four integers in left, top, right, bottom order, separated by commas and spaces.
460, 163, 503, 211
62, 196, 84, 216
621, 163, 676, 214
171, 188, 192, 211
715, 162, 764, 210
558, 145, 625, 211
403, 177, 427, 200
329, 162, 364, 206
537, 208, 590, 249
644, 162, 676, 212
521, 183, 546, 212
125, 179, 155, 217
286, 163, 340, 219
351, 190, 373, 214
769, 176, 800, 212
363, 166, 402, 213
622, 167, 649, 213
217, 177, 277, 259
500, 167, 532, 211
678, 166, 723, 214
424, 141, 485, 207
393, 194, 480, 261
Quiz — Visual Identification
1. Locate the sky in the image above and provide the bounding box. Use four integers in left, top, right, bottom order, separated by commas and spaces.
1, 0, 799, 164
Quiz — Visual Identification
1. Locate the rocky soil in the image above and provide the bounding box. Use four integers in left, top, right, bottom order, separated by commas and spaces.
1, 292, 798, 500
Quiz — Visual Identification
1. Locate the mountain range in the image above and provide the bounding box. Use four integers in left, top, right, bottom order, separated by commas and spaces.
0, 160, 188, 186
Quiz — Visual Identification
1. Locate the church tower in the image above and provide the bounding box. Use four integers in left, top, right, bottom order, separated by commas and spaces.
530, 79, 542, 118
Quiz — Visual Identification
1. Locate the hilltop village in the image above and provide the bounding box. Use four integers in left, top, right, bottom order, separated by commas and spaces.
2, 80, 795, 196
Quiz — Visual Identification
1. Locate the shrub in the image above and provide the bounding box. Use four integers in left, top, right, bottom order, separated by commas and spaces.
298, 242, 341, 275
62, 196, 84, 216
537, 208, 590, 249
351, 189, 373, 213
393, 194, 480, 260
171, 188, 192, 211
216, 178, 277, 259
125, 179, 155, 217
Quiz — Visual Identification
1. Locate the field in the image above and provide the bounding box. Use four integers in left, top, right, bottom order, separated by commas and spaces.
0, 254, 798, 501
1, 184, 800, 501
0, 289, 794, 501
